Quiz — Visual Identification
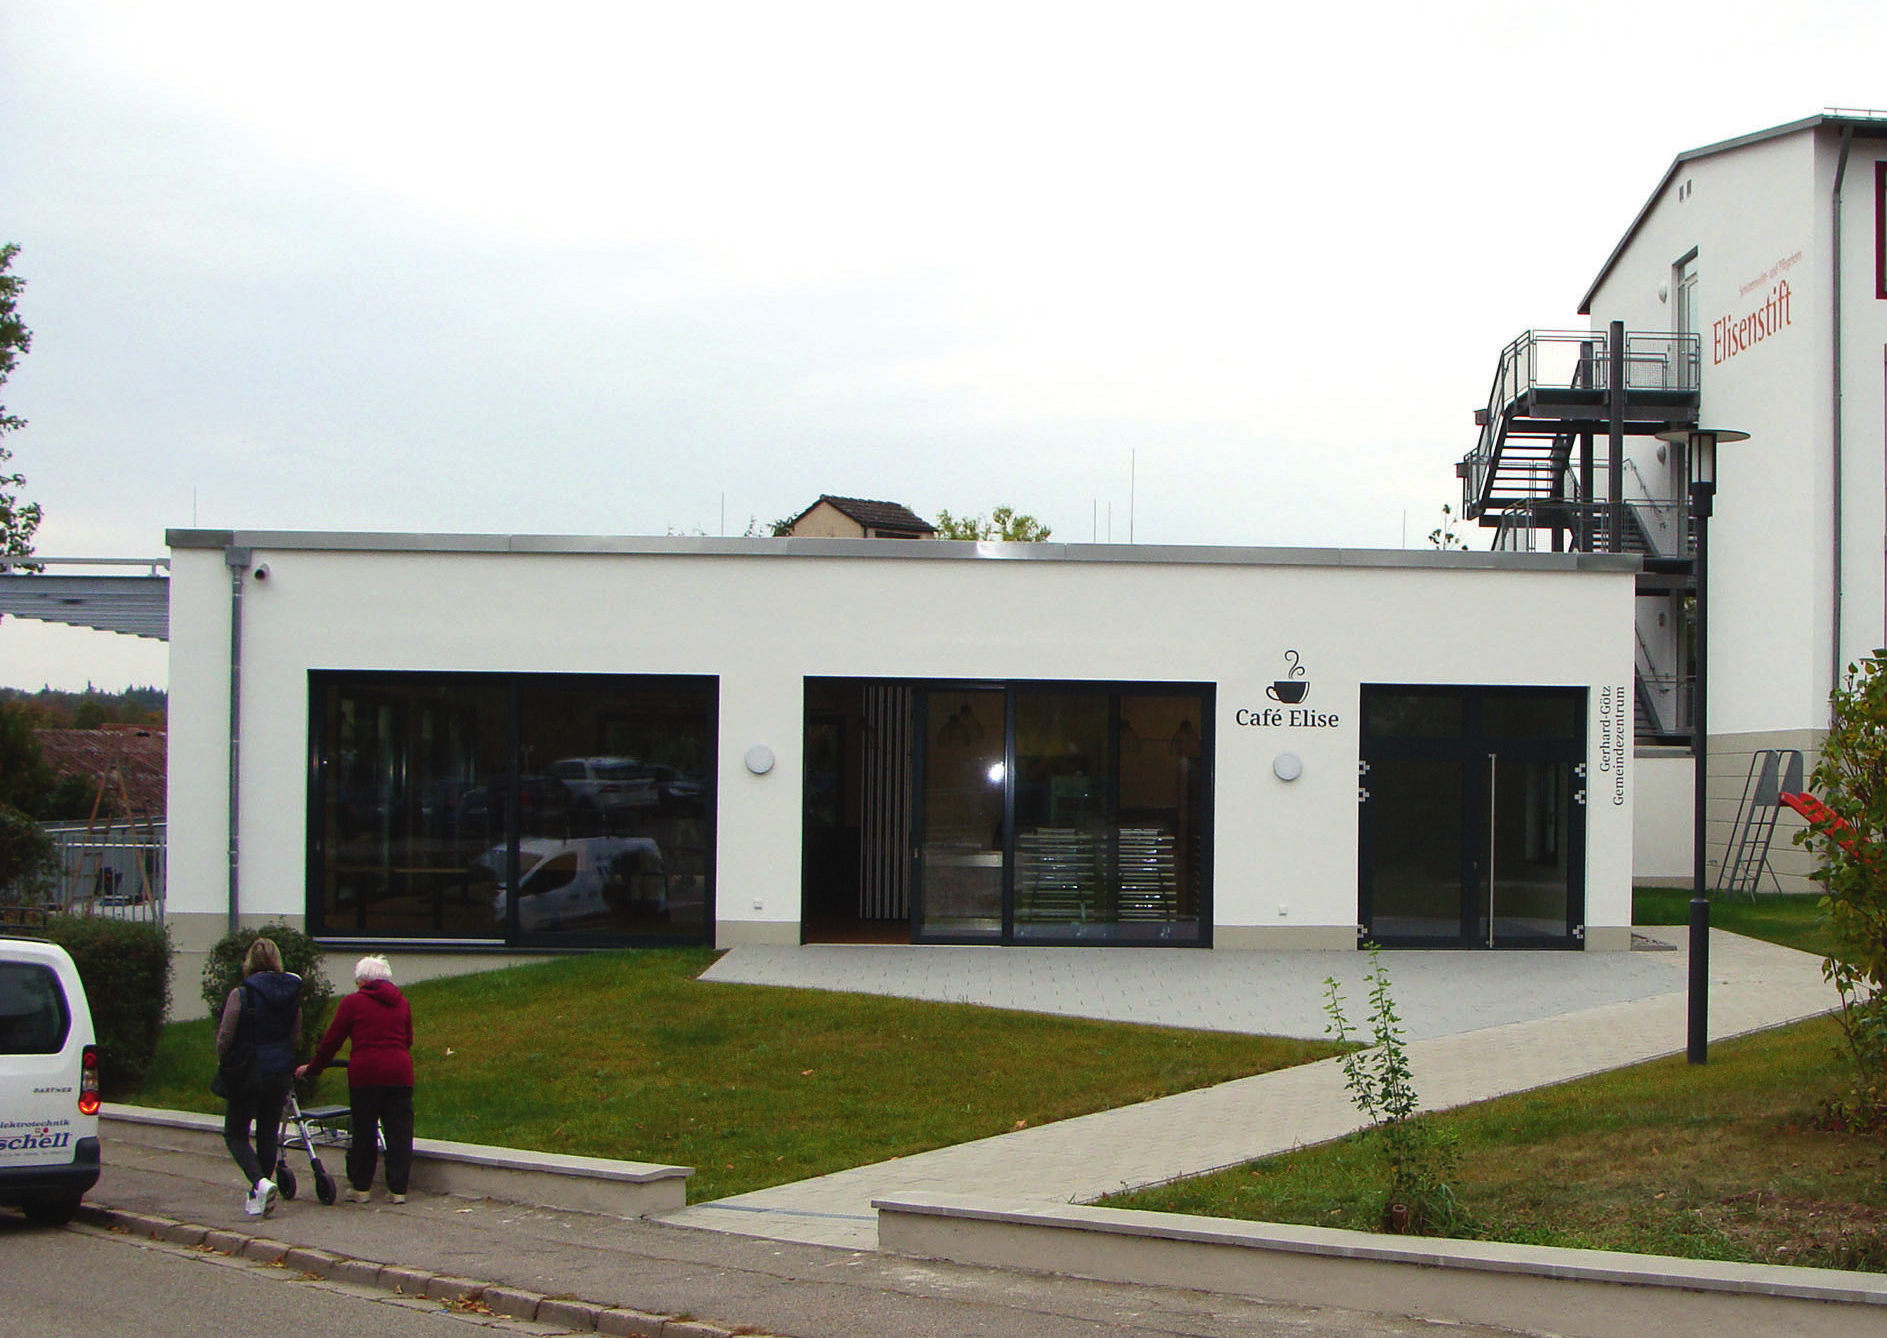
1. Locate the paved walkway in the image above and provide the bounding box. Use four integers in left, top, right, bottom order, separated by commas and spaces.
669, 928, 1839, 1249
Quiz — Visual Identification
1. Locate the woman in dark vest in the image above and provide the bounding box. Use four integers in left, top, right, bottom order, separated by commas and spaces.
215, 937, 302, 1217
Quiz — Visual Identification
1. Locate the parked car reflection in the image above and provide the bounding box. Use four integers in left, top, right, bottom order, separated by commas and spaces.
458, 773, 566, 837
641, 764, 708, 815
547, 757, 659, 830
480, 836, 668, 933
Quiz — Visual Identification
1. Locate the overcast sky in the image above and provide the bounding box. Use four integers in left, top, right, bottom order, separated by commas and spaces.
2, 1, 1882, 690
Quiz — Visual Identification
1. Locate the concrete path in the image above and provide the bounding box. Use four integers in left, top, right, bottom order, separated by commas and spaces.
671, 928, 1838, 1249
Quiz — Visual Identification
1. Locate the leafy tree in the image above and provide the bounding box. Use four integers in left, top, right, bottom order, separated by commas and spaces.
0, 701, 55, 815
1795, 650, 1887, 1131
0, 243, 40, 566
934, 505, 1052, 542
0, 804, 55, 903
0, 685, 168, 729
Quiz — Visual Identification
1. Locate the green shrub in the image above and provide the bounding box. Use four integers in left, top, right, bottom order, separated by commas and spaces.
1324, 945, 1465, 1235
45, 915, 173, 1095
200, 922, 335, 1064
1795, 650, 1887, 1130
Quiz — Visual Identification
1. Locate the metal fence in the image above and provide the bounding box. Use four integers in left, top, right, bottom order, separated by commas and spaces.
40, 822, 166, 922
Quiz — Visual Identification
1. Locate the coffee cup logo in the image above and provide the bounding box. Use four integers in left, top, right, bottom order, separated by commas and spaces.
1266, 649, 1309, 704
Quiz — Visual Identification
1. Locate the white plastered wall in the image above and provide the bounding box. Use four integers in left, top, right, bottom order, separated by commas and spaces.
1590, 129, 1827, 743
1582, 124, 1887, 892
167, 538, 1637, 979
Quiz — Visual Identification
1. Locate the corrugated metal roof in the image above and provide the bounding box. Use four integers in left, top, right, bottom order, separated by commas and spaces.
0, 560, 170, 639
35, 727, 167, 816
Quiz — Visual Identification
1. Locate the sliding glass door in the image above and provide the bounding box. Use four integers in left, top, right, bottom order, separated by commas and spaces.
914, 682, 1210, 945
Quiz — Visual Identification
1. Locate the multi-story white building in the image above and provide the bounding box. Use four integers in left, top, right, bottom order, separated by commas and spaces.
1460, 110, 1887, 892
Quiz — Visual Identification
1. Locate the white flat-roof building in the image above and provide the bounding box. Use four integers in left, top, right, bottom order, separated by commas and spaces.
157, 530, 1636, 1007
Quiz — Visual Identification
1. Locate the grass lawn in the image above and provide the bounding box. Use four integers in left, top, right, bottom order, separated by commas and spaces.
1633, 886, 1834, 959
1105, 1017, 1886, 1272
130, 949, 1339, 1203
1106, 892, 1887, 1272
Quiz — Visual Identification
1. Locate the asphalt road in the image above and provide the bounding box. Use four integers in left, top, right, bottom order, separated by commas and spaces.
1, 1205, 1535, 1338
0, 1217, 543, 1338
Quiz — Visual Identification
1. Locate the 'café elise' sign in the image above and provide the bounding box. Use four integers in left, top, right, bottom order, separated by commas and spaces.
1235, 650, 1341, 730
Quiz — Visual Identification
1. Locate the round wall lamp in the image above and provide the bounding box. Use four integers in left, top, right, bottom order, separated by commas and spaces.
1273, 752, 1303, 782
744, 745, 776, 776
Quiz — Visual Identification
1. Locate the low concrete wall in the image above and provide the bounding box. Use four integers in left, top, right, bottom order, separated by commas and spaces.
875, 1195, 1885, 1338
106, 1106, 690, 1218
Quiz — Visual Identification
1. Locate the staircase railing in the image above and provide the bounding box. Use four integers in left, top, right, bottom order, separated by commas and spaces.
1460, 330, 1700, 521
1462, 330, 1605, 518
1634, 625, 1691, 737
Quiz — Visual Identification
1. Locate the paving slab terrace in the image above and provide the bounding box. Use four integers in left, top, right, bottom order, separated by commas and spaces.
668, 927, 1839, 1249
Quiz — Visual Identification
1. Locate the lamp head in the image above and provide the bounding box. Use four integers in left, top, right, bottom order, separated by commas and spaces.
1656, 426, 1749, 490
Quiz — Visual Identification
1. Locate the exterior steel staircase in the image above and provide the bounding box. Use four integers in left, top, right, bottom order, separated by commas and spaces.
1458, 323, 1702, 748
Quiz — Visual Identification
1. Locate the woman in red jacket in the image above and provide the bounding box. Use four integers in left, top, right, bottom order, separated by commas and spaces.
298, 955, 415, 1204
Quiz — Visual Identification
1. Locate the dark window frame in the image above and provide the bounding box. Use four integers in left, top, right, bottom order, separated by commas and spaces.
305, 669, 717, 950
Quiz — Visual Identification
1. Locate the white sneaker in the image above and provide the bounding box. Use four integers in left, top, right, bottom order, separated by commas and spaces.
245, 1179, 277, 1217
345, 1187, 371, 1204
387, 1192, 406, 1205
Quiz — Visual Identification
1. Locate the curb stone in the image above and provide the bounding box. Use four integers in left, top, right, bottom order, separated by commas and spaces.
378, 1263, 434, 1294
660, 1321, 738, 1338
285, 1245, 345, 1274
328, 1256, 385, 1287
537, 1298, 605, 1329
240, 1236, 291, 1264
484, 1284, 548, 1320
594, 1308, 668, 1337
425, 1274, 489, 1303
76, 1204, 784, 1336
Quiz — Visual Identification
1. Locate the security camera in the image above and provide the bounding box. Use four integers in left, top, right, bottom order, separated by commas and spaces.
252, 563, 271, 582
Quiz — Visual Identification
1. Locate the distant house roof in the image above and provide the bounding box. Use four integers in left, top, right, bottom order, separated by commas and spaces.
35, 726, 167, 818
786, 495, 937, 538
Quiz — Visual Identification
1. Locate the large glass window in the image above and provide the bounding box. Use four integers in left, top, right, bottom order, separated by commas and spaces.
914, 682, 1210, 945
311, 673, 715, 945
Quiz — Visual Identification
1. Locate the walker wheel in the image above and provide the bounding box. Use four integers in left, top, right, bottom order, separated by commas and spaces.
314, 1169, 337, 1206
275, 1162, 298, 1200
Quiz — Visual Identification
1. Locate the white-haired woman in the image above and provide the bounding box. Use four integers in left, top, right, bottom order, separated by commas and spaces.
297, 955, 414, 1203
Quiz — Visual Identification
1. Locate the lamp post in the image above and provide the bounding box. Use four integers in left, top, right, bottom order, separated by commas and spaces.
1657, 425, 1749, 1065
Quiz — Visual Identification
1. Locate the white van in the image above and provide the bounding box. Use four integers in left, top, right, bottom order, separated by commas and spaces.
0, 934, 102, 1224
481, 836, 669, 932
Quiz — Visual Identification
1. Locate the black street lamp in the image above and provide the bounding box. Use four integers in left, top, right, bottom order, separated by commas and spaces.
1657, 425, 1749, 1065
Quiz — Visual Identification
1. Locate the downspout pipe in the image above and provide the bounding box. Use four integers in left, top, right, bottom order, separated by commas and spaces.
225, 545, 250, 935
1608, 320, 1625, 552
1830, 125, 1853, 708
